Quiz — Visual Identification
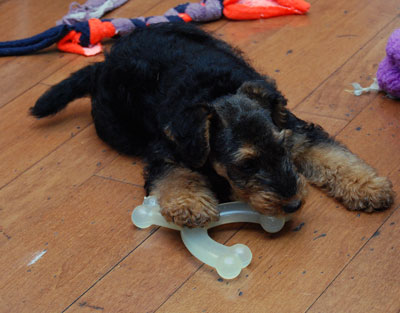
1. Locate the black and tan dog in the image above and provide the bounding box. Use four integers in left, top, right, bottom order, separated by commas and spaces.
31, 23, 394, 227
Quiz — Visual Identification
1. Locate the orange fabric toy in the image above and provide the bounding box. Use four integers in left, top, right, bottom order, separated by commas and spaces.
57, 19, 115, 56
223, 0, 310, 20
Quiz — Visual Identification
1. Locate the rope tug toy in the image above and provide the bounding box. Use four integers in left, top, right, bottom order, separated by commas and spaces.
0, 0, 310, 57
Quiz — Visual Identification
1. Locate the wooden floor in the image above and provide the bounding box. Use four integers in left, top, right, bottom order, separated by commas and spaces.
0, 0, 399, 312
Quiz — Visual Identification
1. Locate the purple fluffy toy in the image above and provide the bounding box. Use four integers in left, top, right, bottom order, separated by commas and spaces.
352, 29, 400, 98
377, 28, 400, 99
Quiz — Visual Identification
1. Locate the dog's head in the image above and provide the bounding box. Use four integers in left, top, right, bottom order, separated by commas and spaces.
164, 80, 306, 216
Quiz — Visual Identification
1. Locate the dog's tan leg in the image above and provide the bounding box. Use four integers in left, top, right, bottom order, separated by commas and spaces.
294, 141, 394, 212
149, 166, 219, 227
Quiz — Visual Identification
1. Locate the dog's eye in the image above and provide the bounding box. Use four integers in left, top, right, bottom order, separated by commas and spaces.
255, 175, 273, 187
237, 159, 257, 173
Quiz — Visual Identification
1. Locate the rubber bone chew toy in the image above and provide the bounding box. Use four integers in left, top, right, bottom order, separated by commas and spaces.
131, 196, 290, 279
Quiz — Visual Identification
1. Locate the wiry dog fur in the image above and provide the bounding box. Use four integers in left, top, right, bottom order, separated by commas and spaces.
31, 23, 394, 227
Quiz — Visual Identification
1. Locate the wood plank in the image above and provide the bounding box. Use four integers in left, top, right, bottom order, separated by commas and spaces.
96, 155, 145, 187
212, 0, 320, 46
307, 205, 400, 313
218, 0, 400, 108
0, 0, 72, 41
1, 1, 399, 313
0, 176, 147, 313
155, 197, 398, 312
0, 84, 92, 188
296, 18, 400, 120
0, 125, 118, 229
334, 96, 400, 169
152, 87, 400, 312
0, 0, 80, 107
65, 228, 205, 313
214, 12, 311, 51
63, 224, 242, 313
0, 53, 77, 107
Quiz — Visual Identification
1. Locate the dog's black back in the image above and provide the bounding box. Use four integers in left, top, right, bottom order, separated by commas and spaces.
33, 23, 262, 156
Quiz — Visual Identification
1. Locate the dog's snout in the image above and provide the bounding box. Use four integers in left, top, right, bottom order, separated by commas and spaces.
282, 200, 302, 213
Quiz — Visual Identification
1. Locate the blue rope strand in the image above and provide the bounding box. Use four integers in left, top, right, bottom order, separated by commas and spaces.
0, 25, 70, 56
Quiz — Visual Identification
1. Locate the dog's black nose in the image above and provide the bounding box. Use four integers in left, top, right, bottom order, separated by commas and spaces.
283, 200, 302, 213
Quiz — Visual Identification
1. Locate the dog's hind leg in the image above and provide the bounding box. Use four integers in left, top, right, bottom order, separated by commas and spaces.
286, 112, 394, 212
145, 160, 219, 228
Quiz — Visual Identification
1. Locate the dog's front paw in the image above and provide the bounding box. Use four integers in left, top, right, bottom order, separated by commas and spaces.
160, 193, 219, 227
342, 176, 394, 212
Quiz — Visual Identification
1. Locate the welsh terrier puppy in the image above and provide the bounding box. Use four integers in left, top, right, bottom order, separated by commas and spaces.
31, 23, 394, 227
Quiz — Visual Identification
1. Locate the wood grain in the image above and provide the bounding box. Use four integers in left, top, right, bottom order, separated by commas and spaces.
0, 84, 92, 188
64, 224, 242, 313
0, 0, 72, 41
155, 194, 398, 313
0, 0, 399, 312
96, 155, 145, 187
0, 176, 147, 313
0, 125, 118, 230
307, 205, 400, 313
0, 0, 79, 107
218, 0, 400, 108
0, 53, 77, 107
334, 95, 400, 170
296, 18, 400, 120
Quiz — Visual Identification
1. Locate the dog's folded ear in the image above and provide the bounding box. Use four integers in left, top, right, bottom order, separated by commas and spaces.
163, 104, 213, 168
238, 79, 288, 129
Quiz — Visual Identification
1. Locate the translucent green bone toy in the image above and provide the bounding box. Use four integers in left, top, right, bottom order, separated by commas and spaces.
131, 196, 290, 279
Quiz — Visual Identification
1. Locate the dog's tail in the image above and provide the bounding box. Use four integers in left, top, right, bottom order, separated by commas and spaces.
30, 64, 97, 118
